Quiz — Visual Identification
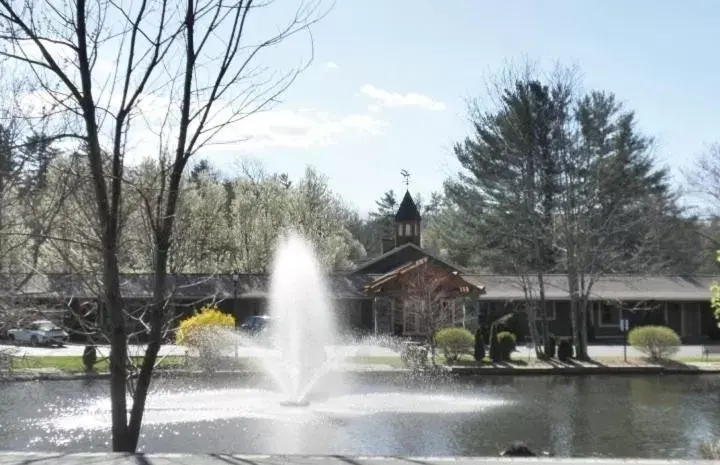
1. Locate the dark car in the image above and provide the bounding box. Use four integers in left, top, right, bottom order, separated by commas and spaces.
239, 315, 272, 336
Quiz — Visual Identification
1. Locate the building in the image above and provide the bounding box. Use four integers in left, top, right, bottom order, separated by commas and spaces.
470, 274, 720, 343
1, 190, 718, 343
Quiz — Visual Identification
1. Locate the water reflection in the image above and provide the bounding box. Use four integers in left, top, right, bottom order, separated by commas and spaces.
0, 374, 718, 458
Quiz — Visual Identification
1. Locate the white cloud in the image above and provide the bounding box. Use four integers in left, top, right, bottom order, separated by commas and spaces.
207, 109, 387, 152
16, 53, 386, 161
124, 108, 388, 160
360, 84, 446, 111
324, 61, 339, 70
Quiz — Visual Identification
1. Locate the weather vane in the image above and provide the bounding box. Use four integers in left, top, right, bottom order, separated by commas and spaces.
400, 169, 410, 187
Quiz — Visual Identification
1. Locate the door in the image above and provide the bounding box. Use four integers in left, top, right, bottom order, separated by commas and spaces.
682, 303, 702, 339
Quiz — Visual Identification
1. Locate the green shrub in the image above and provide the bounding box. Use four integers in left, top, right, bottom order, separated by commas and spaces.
435, 327, 474, 364
474, 328, 485, 362
627, 325, 681, 361
496, 331, 517, 362
557, 338, 574, 362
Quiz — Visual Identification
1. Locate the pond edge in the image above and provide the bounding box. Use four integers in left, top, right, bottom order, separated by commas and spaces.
2, 364, 720, 383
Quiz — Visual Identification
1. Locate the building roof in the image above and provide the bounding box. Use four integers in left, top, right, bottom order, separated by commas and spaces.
351, 242, 464, 275
364, 257, 485, 296
1, 272, 716, 302
466, 274, 719, 302
394, 190, 421, 222
0, 273, 369, 300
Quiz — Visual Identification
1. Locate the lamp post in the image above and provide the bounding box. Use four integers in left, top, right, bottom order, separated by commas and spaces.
232, 271, 239, 360
372, 296, 378, 337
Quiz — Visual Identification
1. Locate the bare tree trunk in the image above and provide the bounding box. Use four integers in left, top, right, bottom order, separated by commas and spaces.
575, 275, 589, 361
106, 258, 128, 450
578, 298, 589, 360
536, 272, 550, 357
525, 302, 541, 357
567, 268, 580, 359
126, 236, 168, 450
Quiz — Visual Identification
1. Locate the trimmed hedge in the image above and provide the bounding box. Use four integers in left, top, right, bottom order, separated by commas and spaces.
494, 331, 517, 362
435, 327, 474, 364
474, 328, 485, 362
627, 325, 681, 361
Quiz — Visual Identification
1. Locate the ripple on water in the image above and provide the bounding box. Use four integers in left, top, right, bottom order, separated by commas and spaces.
37, 388, 511, 434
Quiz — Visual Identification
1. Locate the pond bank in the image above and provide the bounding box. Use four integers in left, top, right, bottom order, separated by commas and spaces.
2, 360, 720, 382
0, 452, 713, 465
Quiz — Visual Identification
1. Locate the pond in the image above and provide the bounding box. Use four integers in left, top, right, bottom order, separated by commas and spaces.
0, 373, 718, 458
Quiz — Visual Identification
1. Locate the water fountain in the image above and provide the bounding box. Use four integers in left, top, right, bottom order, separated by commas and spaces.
261, 231, 340, 407
30, 232, 509, 452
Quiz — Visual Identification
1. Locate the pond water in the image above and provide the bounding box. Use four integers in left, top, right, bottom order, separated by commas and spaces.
0, 373, 718, 458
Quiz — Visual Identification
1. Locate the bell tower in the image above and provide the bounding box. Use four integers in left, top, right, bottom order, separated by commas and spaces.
395, 171, 421, 248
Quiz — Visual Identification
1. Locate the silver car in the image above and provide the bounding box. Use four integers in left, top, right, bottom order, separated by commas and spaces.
8, 320, 69, 347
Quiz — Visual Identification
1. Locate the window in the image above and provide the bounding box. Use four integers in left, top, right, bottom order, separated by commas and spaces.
405, 223, 412, 236
599, 305, 618, 326
37, 322, 60, 331
441, 300, 457, 325
535, 302, 556, 321
403, 301, 422, 335
397, 224, 403, 236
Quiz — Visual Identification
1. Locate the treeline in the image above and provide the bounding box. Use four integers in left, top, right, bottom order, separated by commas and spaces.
0, 149, 366, 275
0, 71, 716, 281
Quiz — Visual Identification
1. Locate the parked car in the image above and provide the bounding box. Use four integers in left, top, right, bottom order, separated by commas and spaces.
239, 315, 272, 336
8, 320, 69, 347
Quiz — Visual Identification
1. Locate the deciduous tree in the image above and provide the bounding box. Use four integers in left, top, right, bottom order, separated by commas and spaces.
0, 0, 330, 451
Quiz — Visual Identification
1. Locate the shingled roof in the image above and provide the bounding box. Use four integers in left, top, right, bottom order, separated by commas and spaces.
394, 190, 421, 222
1, 272, 715, 302
364, 257, 485, 296
351, 242, 464, 275
0, 273, 369, 300
465, 274, 718, 302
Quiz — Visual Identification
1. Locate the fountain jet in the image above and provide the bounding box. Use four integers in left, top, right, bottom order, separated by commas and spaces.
262, 231, 339, 406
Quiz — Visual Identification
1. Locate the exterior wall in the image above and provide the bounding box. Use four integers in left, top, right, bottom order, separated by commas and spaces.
74, 296, 376, 343
12, 294, 717, 344
374, 297, 393, 334
478, 300, 573, 342
478, 298, 718, 344
366, 296, 468, 339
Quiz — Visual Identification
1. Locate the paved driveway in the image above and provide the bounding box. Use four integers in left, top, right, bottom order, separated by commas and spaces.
513, 343, 712, 360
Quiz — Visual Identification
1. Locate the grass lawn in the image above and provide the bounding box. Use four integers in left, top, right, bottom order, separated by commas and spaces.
10, 355, 187, 373
8, 352, 718, 373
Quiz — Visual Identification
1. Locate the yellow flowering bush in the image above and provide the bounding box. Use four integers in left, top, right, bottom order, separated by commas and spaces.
175, 305, 235, 347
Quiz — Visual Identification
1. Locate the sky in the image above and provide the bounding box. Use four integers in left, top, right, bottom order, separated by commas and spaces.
41, 0, 720, 216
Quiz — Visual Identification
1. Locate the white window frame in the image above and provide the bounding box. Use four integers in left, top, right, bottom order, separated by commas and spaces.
598, 304, 619, 328
441, 299, 458, 325
397, 224, 403, 236
404, 223, 412, 236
